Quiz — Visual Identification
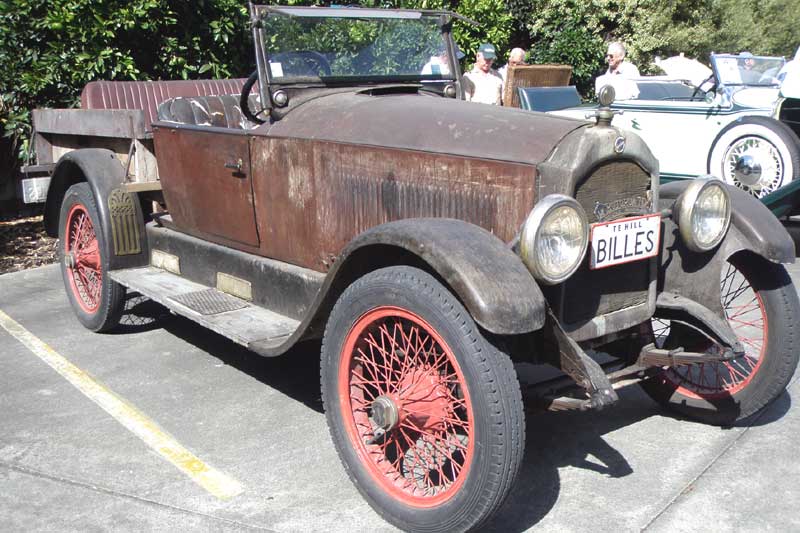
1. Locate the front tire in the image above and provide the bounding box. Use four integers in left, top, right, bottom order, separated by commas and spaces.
642, 253, 800, 425
708, 116, 800, 198
321, 266, 524, 532
58, 183, 126, 332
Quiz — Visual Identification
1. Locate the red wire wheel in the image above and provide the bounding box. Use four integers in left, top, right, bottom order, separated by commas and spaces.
654, 261, 766, 398
642, 253, 800, 425
58, 183, 126, 332
338, 306, 474, 507
322, 267, 524, 532
64, 203, 103, 314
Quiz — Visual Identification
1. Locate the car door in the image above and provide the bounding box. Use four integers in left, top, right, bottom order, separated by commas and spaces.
153, 126, 260, 249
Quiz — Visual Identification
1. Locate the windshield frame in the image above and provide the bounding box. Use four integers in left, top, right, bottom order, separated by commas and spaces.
249, 4, 467, 109
710, 53, 787, 88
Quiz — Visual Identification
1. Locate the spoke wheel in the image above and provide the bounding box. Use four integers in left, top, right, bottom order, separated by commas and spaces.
653, 261, 766, 398
339, 306, 474, 506
58, 183, 126, 332
643, 253, 800, 425
722, 136, 783, 197
322, 266, 524, 532
708, 116, 800, 200
65, 204, 103, 313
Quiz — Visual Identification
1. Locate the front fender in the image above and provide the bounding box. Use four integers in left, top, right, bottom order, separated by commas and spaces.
658, 179, 794, 316
43, 149, 148, 270
318, 218, 546, 336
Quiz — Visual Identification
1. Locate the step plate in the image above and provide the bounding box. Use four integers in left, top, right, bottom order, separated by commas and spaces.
170, 289, 248, 316
110, 267, 299, 350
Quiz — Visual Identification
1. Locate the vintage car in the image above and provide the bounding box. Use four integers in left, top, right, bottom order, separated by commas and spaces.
32, 6, 800, 532
538, 53, 800, 216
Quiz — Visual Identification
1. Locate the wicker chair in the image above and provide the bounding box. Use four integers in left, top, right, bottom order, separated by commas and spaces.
502, 64, 573, 108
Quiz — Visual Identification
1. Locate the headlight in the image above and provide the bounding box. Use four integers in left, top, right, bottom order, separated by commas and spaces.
674, 178, 731, 252
520, 195, 589, 284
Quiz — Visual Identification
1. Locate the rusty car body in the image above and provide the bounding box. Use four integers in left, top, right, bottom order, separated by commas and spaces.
34, 5, 800, 532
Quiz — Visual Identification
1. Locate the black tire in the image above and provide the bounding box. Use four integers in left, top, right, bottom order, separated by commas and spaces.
58, 183, 126, 332
320, 266, 524, 532
707, 116, 800, 198
641, 253, 800, 425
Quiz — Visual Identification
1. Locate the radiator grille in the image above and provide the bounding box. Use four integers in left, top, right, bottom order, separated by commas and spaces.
562, 160, 653, 325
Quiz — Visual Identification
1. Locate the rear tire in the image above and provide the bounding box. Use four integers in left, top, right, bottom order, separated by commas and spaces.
321, 266, 524, 532
642, 253, 800, 425
58, 183, 126, 332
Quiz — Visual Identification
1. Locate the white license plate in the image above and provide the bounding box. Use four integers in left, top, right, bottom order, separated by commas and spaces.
590, 214, 661, 269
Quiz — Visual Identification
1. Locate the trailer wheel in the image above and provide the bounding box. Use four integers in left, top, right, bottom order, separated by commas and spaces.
321, 266, 524, 532
642, 253, 800, 425
59, 183, 125, 332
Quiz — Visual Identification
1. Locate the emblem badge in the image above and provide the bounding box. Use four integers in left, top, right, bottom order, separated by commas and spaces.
614, 136, 626, 154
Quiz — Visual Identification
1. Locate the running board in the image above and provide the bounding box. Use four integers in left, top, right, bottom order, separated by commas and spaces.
110, 267, 300, 352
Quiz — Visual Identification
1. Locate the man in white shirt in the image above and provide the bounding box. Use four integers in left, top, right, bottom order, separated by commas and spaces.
462, 43, 503, 105
595, 41, 640, 100
604, 41, 639, 77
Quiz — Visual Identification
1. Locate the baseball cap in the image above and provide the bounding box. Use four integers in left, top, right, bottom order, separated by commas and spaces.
478, 43, 496, 60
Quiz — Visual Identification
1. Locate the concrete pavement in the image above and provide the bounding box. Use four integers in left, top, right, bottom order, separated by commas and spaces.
1, 263, 799, 532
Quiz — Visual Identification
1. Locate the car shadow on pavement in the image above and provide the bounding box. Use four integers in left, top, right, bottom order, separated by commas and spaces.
114, 310, 794, 532
160, 314, 325, 414
486, 386, 650, 532
110, 292, 174, 334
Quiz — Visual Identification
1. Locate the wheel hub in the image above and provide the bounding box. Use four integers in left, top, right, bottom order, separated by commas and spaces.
733, 154, 763, 187
65, 252, 76, 269
394, 367, 451, 433
370, 396, 399, 431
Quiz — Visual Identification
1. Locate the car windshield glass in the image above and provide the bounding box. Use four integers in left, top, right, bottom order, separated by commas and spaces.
713, 55, 786, 86
260, 11, 452, 82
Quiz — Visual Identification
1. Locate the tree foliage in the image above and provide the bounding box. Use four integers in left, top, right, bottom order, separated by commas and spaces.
1, 0, 799, 184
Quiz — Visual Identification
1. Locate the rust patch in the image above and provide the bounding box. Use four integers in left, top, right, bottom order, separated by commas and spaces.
252, 137, 537, 271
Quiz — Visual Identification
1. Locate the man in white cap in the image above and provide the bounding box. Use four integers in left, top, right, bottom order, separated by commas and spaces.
462, 43, 503, 105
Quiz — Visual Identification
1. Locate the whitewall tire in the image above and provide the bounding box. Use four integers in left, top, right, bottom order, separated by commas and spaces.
707, 116, 800, 198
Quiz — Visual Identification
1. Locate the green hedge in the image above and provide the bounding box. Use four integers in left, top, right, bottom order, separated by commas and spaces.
2, 0, 799, 182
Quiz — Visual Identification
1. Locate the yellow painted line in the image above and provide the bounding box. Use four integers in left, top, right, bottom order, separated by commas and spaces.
0, 310, 244, 500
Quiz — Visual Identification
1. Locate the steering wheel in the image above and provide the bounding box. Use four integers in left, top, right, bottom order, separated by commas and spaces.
270, 51, 332, 77
690, 74, 716, 102
240, 70, 266, 125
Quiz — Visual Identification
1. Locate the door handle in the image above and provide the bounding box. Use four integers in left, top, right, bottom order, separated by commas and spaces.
224, 158, 243, 173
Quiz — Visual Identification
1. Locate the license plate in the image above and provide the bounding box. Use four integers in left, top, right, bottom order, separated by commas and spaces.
590, 214, 661, 269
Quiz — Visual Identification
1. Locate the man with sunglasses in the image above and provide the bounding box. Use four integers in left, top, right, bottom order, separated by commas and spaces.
595, 41, 640, 100
604, 42, 639, 77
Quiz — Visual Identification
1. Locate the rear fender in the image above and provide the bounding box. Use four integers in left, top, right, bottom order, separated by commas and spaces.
307, 218, 546, 337
658, 180, 794, 315
43, 149, 149, 270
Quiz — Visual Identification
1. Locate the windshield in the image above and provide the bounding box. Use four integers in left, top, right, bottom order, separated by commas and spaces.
259, 10, 453, 83
713, 54, 786, 86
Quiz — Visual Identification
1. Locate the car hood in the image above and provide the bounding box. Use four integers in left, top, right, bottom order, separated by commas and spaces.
265, 91, 586, 166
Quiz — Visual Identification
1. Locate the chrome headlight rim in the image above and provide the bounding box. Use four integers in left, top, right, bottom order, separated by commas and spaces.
520, 194, 589, 285
675, 177, 732, 253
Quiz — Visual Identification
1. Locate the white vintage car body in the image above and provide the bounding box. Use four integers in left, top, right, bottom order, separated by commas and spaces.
551, 54, 800, 203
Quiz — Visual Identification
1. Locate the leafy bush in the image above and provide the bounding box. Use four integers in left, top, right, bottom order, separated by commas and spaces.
0, 0, 250, 184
